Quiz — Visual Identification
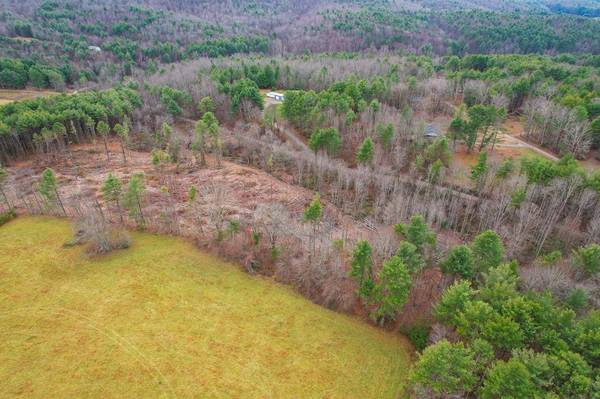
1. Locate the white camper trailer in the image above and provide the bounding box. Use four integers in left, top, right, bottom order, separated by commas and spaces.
266, 91, 284, 102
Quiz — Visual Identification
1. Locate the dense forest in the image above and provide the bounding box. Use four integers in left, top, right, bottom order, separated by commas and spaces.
1, 0, 600, 85
1, 0, 600, 398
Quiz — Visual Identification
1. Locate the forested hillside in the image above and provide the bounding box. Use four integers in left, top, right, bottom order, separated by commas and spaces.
0, 0, 600, 398
1, 0, 600, 86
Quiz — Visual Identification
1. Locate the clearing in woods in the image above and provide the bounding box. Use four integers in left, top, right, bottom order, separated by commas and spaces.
0, 217, 411, 399
0, 89, 61, 105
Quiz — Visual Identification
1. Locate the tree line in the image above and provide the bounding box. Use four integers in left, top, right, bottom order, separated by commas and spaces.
0, 58, 78, 90
0, 86, 140, 162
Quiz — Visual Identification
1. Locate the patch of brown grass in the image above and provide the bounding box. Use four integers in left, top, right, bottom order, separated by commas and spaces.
0, 89, 61, 104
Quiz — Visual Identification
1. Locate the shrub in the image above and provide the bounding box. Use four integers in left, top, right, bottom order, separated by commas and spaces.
406, 325, 430, 352
0, 210, 16, 226
565, 288, 589, 312
394, 214, 436, 252
540, 250, 562, 266
572, 244, 600, 276
69, 213, 131, 255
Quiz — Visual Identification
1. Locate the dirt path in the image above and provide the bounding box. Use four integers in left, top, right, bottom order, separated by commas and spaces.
497, 134, 560, 161
273, 123, 311, 152
499, 119, 560, 161
263, 96, 280, 109
260, 98, 311, 153
270, 121, 480, 203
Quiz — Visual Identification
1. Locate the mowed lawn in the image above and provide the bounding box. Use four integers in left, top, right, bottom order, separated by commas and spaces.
0, 217, 411, 398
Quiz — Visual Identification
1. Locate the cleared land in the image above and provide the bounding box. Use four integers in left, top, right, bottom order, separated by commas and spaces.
0, 217, 411, 398
0, 89, 60, 105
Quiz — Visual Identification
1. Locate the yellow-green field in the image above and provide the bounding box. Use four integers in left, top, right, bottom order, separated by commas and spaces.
0, 217, 411, 398
0, 89, 60, 105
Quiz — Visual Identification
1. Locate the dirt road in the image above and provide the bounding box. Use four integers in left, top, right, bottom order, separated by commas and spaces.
499, 119, 560, 161
497, 134, 560, 161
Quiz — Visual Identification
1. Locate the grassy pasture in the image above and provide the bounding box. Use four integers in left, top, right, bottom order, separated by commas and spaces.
0, 89, 61, 105
0, 217, 411, 398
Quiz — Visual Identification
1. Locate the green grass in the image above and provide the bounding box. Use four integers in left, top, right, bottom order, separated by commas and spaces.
0, 217, 411, 398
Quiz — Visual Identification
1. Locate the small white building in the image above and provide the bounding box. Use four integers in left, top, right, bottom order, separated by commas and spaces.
266, 91, 284, 102
88, 45, 102, 53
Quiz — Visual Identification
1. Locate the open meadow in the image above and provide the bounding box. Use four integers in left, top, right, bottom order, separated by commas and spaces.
0, 89, 60, 105
0, 217, 411, 399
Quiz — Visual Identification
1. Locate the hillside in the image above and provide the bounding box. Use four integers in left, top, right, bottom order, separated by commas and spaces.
0, 217, 411, 398
1, 0, 600, 90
